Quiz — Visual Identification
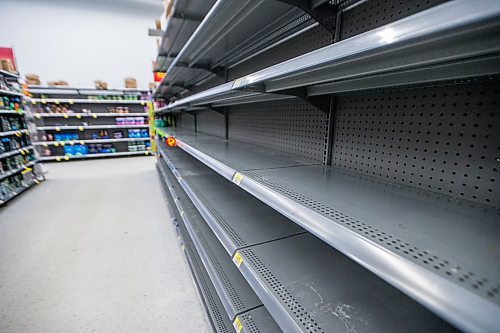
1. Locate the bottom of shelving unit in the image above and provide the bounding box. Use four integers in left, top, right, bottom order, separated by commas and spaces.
157, 165, 233, 333
0, 177, 44, 207
40, 150, 151, 162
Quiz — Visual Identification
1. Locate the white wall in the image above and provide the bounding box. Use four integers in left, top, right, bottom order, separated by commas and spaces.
0, 0, 162, 89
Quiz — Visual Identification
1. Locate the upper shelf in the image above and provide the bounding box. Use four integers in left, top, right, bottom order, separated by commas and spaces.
154, 0, 216, 72
232, 0, 500, 94
155, 127, 500, 333
0, 89, 22, 97
0, 70, 19, 79
155, 81, 296, 113
154, 0, 316, 99
155, 0, 500, 109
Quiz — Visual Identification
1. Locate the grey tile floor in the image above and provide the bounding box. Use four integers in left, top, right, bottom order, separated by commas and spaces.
0, 157, 211, 333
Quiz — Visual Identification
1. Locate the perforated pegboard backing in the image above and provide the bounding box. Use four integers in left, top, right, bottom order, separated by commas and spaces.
340, 0, 448, 40
332, 80, 500, 207
229, 100, 328, 163
197, 109, 225, 138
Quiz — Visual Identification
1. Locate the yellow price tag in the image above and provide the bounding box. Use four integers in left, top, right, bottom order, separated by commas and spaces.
60, 142, 65, 146
43, 143, 48, 147
232, 172, 244, 185
54, 142, 59, 147
78, 126, 84, 131
233, 317, 243, 333
232, 251, 243, 268
69, 100, 74, 105
63, 114, 69, 119
140, 101, 145, 105
145, 151, 149, 155
64, 156, 70, 161
92, 114, 97, 119
21, 167, 32, 175
55, 99, 60, 104
34, 179, 40, 185
55, 127, 61, 132
41, 99, 46, 104
56, 157, 61, 162
31, 100, 36, 105
76, 114, 82, 119
35, 113, 41, 119
20, 149, 25, 155
69, 141, 75, 145
80, 140, 84, 145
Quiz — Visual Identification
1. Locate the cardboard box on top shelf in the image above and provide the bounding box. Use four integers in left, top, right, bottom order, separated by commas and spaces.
54, 80, 68, 86
95, 80, 108, 90
148, 82, 156, 90
1, 59, 16, 72
25, 73, 39, 81
25, 73, 41, 85
124, 78, 137, 88
155, 19, 161, 30
47, 81, 56, 86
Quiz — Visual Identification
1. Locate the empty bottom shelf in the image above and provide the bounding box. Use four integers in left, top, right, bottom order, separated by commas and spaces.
156, 143, 457, 333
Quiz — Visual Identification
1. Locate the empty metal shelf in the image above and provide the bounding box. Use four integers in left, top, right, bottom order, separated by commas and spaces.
157, 165, 233, 333
157, 158, 270, 321
157, 0, 500, 109
156, 128, 313, 180
155, 128, 500, 332
237, 233, 455, 333
157, 140, 304, 255
156, 141, 457, 333
232, 0, 500, 94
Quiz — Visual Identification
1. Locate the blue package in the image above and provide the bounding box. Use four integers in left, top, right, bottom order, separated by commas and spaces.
64, 145, 74, 156
74, 144, 88, 155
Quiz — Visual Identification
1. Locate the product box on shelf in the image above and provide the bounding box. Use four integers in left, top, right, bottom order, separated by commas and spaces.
124, 78, 137, 89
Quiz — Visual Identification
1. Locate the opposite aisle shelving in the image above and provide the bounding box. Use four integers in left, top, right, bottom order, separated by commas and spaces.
0, 146, 34, 160
37, 125, 148, 130
31, 86, 152, 162
35, 112, 146, 118
30, 98, 146, 105
1, 71, 44, 206
34, 138, 149, 146
40, 150, 151, 162
154, 127, 500, 333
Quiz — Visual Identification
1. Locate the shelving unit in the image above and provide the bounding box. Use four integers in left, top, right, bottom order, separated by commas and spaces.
152, 0, 500, 332
1, 71, 44, 206
30, 86, 152, 161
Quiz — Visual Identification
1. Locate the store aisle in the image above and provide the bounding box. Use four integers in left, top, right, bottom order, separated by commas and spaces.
0, 157, 211, 333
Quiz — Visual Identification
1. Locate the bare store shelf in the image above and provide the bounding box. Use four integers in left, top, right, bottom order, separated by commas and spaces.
156, 141, 456, 333
155, 127, 500, 332
157, 157, 281, 332
156, 0, 500, 109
